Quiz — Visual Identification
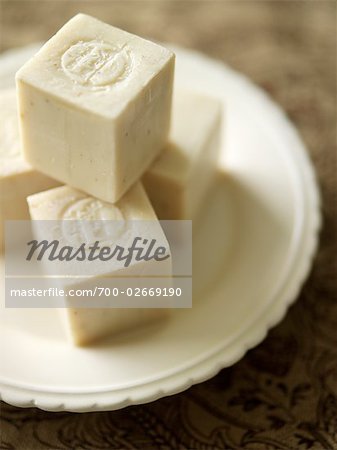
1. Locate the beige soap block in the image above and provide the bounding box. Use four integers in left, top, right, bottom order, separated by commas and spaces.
0, 89, 59, 250
16, 13, 175, 203
27, 183, 171, 346
143, 90, 222, 219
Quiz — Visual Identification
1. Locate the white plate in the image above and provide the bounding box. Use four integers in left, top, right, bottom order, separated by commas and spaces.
0, 44, 320, 412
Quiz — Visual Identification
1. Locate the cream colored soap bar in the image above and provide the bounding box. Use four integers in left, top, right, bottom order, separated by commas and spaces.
16, 13, 175, 203
27, 183, 171, 346
143, 90, 222, 219
0, 89, 59, 250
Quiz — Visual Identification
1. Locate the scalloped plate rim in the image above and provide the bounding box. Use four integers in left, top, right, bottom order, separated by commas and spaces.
0, 43, 321, 412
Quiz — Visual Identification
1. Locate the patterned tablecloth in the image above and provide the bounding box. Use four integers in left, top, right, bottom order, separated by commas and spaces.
1, 1, 336, 449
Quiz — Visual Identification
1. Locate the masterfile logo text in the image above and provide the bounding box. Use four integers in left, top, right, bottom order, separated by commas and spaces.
26, 237, 170, 267
5, 220, 192, 309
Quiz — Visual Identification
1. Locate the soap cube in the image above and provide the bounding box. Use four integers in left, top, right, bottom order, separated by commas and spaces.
0, 89, 59, 250
27, 183, 171, 345
143, 91, 222, 219
16, 13, 175, 203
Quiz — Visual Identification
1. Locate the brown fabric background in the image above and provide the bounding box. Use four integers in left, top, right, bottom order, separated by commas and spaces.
0, 1, 336, 449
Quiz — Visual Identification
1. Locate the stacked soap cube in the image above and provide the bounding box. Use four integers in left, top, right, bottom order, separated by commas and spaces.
1, 14, 222, 345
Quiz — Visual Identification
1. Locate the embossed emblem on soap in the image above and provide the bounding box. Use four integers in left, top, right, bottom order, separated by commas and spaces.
61, 198, 127, 246
63, 198, 124, 221
61, 41, 133, 87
